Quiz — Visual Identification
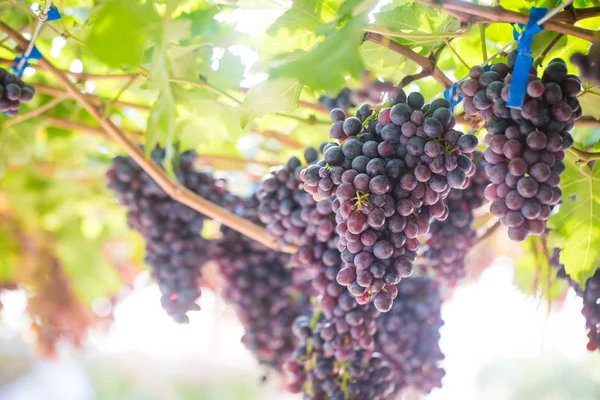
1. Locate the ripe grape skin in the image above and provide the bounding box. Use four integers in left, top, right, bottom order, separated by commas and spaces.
107, 149, 240, 323
0, 68, 35, 116
309, 90, 478, 312
376, 277, 445, 395
460, 55, 577, 241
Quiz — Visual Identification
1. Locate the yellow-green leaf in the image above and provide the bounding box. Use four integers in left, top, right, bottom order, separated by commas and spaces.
240, 78, 303, 128
548, 152, 600, 287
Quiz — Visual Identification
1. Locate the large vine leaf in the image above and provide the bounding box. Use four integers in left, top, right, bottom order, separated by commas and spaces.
146, 16, 176, 163
263, 0, 342, 57
372, 3, 461, 55
270, 18, 365, 92
578, 83, 600, 120
85, 0, 159, 68
548, 152, 600, 288
207, 52, 245, 91
240, 78, 303, 128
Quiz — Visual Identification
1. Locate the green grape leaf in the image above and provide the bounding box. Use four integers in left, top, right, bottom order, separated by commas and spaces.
175, 100, 242, 150
548, 152, 600, 288
372, 3, 462, 55
207, 52, 245, 91
261, 0, 342, 58
146, 19, 176, 163
240, 78, 303, 128
85, 0, 159, 68
267, 0, 340, 38
270, 19, 365, 91
578, 83, 600, 120
374, 4, 420, 31
146, 93, 176, 152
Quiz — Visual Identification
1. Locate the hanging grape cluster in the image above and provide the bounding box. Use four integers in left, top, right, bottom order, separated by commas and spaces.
213, 197, 311, 371
0, 68, 35, 116
423, 151, 489, 285
376, 277, 445, 394
106, 148, 239, 323
303, 91, 479, 312
460, 52, 576, 241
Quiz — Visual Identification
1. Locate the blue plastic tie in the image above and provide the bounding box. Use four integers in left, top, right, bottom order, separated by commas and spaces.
506, 7, 547, 109
12, 46, 43, 77
444, 84, 462, 112
45, 5, 61, 21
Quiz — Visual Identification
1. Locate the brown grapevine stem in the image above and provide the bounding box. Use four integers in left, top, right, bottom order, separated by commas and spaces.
32, 83, 152, 111
43, 116, 143, 139
363, 32, 453, 88
414, 0, 597, 42
0, 21, 297, 255
44, 116, 276, 170
5, 94, 69, 127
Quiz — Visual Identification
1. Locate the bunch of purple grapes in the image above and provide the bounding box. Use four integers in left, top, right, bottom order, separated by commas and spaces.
551, 250, 600, 352
213, 197, 311, 371
257, 148, 329, 247
303, 90, 479, 312
106, 148, 238, 323
423, 152, 489, 285
376, 277, 445, 394
571, 41, 600, 86
459, 52, 577, 241
0, 68, 35, 116
285, 311, 396, 400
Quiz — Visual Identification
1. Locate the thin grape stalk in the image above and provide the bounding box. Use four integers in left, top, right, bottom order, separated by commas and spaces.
213, 197, 311, 372
423, 151, 489, 285
258, 164, 391, 394
376, 277, 445, 395
303, 90, 479, 312
459, 52, 576, 241
0, 68, 35, 116
551, 250, 600, 352
107, 148, 239, 323
571, 41, 600, 86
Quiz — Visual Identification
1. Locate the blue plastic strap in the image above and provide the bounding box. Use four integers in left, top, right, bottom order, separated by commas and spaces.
12, 46, 42, 77
506, 7, 547, 109
45, 5, 61, 21
27, 46, 42, 60
444, 84, 462, 112
11, 57, 28, 76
